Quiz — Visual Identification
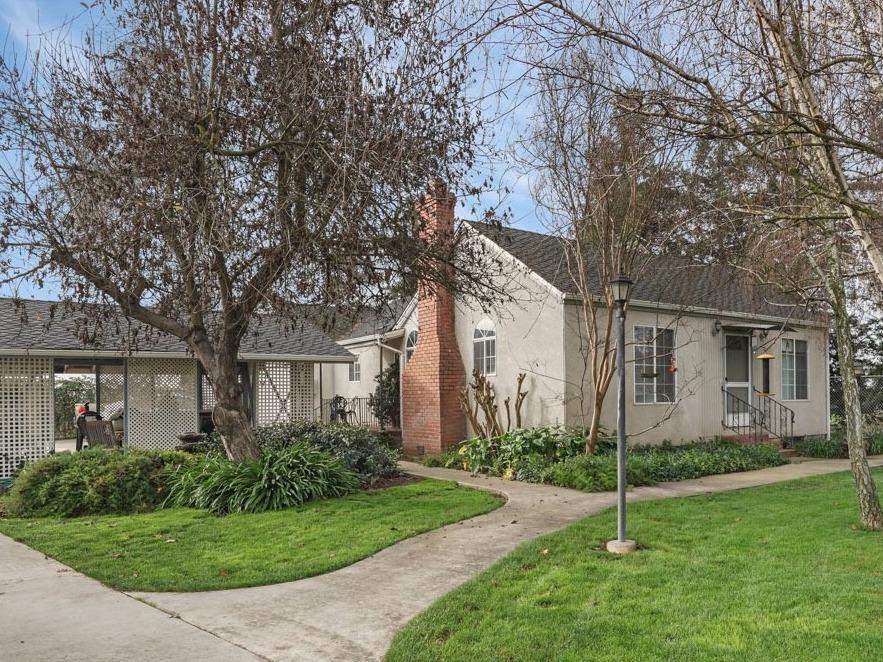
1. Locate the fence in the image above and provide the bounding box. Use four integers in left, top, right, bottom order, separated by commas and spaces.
317, 396, 384, 430
829, 374, 883, 433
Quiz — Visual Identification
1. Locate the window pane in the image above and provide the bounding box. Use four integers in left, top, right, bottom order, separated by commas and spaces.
474, 340, 484, 374
782, 339, 796, 399
725, 336, 750, 382
485, 339, 496, 375
795, 340, 808, 399
655, 329, 675, 403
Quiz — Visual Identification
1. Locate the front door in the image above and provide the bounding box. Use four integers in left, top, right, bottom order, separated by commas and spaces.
724, 335, 752, 427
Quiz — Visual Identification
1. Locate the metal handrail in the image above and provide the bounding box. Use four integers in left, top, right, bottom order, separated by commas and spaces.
721, 386, 795, 443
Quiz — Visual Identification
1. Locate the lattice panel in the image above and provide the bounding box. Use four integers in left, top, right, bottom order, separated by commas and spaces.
291, 362, 315, 420
200, 371, 216, 410
256, 361, 314, 426
127, 358, 198, 449
0, 357, 53, 479
98, 366, 125, 419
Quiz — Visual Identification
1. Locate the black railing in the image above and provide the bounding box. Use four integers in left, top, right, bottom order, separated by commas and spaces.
721, 387, 795, 443
317, 397, 382, 430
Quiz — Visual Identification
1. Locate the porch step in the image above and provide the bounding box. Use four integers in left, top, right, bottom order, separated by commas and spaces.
721, 433, 779, 448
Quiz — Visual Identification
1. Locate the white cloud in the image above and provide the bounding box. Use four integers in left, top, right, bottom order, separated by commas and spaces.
0, 0, 40, 45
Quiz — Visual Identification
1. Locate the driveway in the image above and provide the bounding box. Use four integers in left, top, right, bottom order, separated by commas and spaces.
3, 457, 880, 661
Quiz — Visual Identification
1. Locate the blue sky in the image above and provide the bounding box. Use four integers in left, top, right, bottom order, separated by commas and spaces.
0, 1, 542, 299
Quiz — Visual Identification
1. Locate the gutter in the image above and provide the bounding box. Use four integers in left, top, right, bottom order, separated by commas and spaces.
0, 349, 356, 363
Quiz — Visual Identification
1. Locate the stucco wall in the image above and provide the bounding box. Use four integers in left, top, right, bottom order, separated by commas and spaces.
319, 340, 401, 401
563, 302, 829, 443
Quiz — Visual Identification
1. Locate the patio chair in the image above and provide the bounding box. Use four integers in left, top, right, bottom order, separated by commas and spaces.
74, 411, 101, 451
80, 419, 121, 449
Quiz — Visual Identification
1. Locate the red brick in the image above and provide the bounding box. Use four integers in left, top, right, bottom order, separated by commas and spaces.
401, 185, 466, 456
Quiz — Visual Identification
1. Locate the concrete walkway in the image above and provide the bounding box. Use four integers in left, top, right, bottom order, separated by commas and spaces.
128, 456, 882, 662
0, 535, 260, 661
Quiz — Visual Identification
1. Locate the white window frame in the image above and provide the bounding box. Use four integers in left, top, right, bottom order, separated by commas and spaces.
781, 338, 809, 401
405, 330, 418, 362
473, 319, 497, 376
633, 325, 677, 405
348, 357, 361, 383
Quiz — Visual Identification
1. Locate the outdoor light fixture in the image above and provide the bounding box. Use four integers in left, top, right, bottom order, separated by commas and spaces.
607, 274, 637, 555
609, 274, 634, 306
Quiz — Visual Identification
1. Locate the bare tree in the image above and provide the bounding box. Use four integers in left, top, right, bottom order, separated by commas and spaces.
510, 0, 883, 527
520, 52, 689, 452
0, 0, 501, 461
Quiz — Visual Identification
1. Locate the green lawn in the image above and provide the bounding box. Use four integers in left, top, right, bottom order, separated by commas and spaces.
387, 469, 883, 662
0, 478, 502, 592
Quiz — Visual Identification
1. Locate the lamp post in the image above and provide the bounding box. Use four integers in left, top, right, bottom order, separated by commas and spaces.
607, 274, 637, 555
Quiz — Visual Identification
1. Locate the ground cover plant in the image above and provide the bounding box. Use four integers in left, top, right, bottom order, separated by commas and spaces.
442, 427, 785, 491
5, 449, 193, 517
387, 468, 883, 662
793, 432, 883, 459
0, 479, 503, 592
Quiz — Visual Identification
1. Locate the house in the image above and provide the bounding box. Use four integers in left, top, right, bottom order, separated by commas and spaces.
321, 188, 829, 456
0, 298, 353, 479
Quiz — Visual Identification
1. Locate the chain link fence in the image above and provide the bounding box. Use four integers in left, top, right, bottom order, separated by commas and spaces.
829, 375, 883, 435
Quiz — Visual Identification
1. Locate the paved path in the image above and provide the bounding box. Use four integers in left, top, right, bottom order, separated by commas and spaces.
0, 535, 260, 662
129, 456, 882, 662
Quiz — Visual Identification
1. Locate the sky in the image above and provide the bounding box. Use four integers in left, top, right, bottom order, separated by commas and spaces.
0, 0, 544, 301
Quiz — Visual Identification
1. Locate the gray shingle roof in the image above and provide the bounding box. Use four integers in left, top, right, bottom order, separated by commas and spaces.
467, 221, 821, 322
0, 298, 353, 359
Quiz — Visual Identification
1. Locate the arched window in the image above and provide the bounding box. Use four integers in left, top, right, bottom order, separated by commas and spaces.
473, 319, 496, 376
406, 330, 418, 361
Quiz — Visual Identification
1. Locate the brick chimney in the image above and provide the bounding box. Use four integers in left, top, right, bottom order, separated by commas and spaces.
401, 185, 466, 456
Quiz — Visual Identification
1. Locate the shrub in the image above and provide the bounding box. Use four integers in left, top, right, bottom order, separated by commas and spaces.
458, 426, 592, 476
257, 421, 399, 485
6, 449, 193, 518
544, 440, 785, 492
197, 421, 400, 485
792, 436, 846, 459
165, 444, 358, 514
793, 432, 883, 458
368, 363, 400, 429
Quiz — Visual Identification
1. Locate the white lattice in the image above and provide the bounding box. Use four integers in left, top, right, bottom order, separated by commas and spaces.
0, 357, 54, 479
291, 362, 314, 420
127, 358, 198, 449
256, 361, 314, 426
98, 365, 125, 419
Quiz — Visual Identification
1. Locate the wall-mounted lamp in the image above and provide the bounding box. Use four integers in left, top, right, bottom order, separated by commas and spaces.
712, 319, 722, 336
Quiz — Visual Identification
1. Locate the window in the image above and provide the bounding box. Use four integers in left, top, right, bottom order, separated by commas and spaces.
473, 319, 496, 376
406, 330, 418, 361
348, 357, 361, 382
782, 338, 808, 400
634, 326, 676, 404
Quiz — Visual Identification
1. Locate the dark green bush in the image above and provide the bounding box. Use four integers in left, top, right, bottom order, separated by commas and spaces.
197, 421, 399, 485
6, 449, 193, 518
544, 441, 785, 492
165, 444, 358, 514
256, 421, 399, 485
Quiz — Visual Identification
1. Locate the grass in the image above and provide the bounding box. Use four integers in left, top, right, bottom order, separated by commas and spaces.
0, 478, 502, 592
387, 469, 883, 662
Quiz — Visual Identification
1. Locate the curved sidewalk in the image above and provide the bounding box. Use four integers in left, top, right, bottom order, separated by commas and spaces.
130, 456, 882, 662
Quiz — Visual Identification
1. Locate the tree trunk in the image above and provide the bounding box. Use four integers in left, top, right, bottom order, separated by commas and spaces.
585, 393, 605, 454
213, 400, 261, 462
827, 247, 883, 530
206, 352, 261, 462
